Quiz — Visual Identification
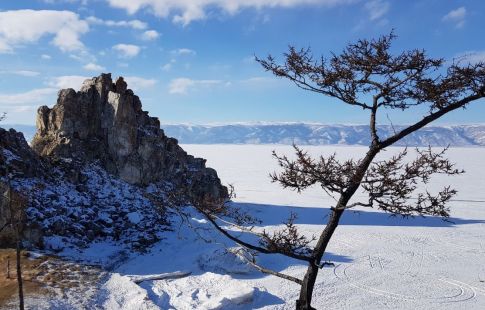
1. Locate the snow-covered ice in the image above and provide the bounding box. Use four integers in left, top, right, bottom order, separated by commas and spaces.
130, 144, 483, 310
16, 145, 484, 309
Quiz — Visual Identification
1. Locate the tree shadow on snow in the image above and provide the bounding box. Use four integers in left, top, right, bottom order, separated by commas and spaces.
230, 202, 485, 228
190, 225, 353, 280
114, 201, 483, 309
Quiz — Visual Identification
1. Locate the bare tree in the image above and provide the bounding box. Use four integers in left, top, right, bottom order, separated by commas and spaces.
1, 166, 26, 310
190, 33, 485, 310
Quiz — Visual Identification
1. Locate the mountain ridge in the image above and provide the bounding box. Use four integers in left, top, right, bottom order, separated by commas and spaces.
4, 123, 485, 147
161, 123, 485, 146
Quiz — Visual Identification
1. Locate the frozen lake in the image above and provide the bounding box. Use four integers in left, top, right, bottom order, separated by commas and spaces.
173, 144, 485, 309
94, 145, 485, 310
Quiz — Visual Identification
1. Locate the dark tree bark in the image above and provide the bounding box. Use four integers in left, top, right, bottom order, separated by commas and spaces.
3, 171, 26, 310
16, 236, 24, 310
296, 147, 380, 308
297, 207, 344, 309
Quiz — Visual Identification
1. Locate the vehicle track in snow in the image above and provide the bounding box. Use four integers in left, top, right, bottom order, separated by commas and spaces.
333, 259, 478, 304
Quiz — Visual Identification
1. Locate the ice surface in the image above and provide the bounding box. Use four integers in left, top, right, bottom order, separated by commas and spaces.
18, 145, 485, 309
98, 145, 485, 309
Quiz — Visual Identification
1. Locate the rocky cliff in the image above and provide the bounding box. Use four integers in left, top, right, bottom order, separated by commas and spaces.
32, 74, 226, 201
0, 74, 228, 250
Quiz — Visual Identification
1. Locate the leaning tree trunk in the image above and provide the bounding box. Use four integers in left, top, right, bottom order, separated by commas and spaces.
296, 148, 380, 310
296, 208, 344, 310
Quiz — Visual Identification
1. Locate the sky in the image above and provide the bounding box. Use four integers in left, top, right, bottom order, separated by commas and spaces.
0, 0, 484, 125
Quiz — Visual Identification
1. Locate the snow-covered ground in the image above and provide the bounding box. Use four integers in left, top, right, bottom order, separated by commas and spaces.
12, 145, 483, 309
96, 145, 485, 310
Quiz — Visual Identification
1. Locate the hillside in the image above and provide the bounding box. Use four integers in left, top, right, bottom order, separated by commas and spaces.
0, 74, 228, 307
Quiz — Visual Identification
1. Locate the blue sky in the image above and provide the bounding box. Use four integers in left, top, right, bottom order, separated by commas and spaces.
0, 0, 484, 125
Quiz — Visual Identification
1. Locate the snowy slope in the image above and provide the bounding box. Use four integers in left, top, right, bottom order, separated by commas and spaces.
93, 145, 485, 310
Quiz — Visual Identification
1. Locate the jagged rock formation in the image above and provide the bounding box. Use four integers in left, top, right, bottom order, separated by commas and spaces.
0, 74, 228, 249
0, 129, 45, 247
0, 128, 46, 178
32, 74, 226, 201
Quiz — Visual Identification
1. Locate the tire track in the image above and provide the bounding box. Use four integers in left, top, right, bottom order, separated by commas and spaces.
333, 258, 477, 304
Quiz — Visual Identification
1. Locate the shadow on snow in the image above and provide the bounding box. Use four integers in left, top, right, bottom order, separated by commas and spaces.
115, 200, 484, 308
231, 202, 485, 228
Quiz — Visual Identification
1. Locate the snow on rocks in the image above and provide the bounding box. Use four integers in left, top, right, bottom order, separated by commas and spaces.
127, 212, 143, 225
11, 163, 170, 252
1, 73, 228, 251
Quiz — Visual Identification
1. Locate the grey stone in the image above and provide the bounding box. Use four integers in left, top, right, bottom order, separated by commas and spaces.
32, 73, 227, 202
0, 73, 228, 249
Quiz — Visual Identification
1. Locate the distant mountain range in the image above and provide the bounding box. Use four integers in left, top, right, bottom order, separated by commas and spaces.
161, 123, 485, 147
3, 123, 485, 147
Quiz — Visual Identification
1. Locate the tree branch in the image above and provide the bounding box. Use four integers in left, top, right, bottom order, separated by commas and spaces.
379, 92, 483, 149
192, 204, 313, 262
233, 248, 303, 285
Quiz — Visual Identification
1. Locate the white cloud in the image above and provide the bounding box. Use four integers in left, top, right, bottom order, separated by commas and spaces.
161, 59, 176, 72
443, 7, 466, 28
238, 76, 283, 89
7, 105, 38, 114
171, 48, 196, 56
0, 10, 89, 53
455, 51, 485, 65
47, 75, 89, 90
241, 77, 273, 83
107, 0, 354, 25
141, 30, 160, 41
0, 70, 40, 77
83, 63, 106, 71
124, 76, 157, 91
161, 63, 172, 72
48, 75, 156, 91
41, 54, 52, 60
0, 88, 57, 105
68, 50, 97, 63
364, 0, 389, 21
86, 16, 148, 30
168, 78, 223, 94
242, 55, 256, 64
113, 44, 141, 58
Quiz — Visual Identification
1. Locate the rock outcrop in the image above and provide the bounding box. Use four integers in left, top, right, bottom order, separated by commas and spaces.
0, 128, 46, 178
0, 129, 45, 247
0, 74, 228, 249
32, 74, 227, 202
